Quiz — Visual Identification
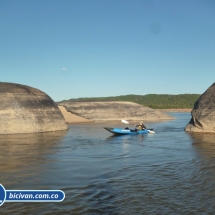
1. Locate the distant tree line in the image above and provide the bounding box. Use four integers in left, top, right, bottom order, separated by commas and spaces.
59, 94, 201, 109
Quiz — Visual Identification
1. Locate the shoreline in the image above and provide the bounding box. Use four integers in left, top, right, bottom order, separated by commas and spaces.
160, 108, 192, 112
58, 106, 93, 124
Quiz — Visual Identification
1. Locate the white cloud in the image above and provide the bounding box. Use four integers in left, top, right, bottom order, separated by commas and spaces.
62, 68, 68, 71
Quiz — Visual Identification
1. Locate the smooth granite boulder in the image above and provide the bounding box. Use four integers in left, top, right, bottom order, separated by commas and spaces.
0, 82, 68, 134
58, 101, 174, 121
185, 82, 215, 133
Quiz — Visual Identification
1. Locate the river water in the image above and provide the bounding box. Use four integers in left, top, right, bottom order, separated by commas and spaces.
1, 112, 215, 214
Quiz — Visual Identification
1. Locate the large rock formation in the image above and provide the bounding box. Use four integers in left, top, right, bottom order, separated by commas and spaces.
185, 82, 215, 133
58, 101, 174, 121
0, 82, 68, 134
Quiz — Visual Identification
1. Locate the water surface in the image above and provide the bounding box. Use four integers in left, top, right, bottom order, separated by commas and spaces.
1, 113, 215, 214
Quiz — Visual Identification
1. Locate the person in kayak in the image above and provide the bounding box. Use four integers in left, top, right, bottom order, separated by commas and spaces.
135, 121, 146, 130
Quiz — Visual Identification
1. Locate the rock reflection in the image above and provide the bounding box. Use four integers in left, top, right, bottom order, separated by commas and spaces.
0, 130, 67, 173
189, 133, 215, 157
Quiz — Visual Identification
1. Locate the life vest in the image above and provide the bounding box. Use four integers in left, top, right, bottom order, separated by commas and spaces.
138, 125, 143, 130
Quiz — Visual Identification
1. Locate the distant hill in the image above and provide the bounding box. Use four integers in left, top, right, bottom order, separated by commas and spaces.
58, 94, 200, 109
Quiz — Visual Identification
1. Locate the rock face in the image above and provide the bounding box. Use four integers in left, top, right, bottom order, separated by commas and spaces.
58, 101, 174, 121
185, 82, 215, 133
0, 82, 68, 134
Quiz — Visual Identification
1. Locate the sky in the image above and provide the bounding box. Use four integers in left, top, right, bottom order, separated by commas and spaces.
1, 0, 215, 101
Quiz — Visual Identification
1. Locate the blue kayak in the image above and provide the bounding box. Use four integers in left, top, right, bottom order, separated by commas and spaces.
104, 127, 150, 135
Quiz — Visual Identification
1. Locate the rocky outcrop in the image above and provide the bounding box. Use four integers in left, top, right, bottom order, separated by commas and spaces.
58, 101, 174, 121
0, 82, 68, 134
185, 82, 215, 133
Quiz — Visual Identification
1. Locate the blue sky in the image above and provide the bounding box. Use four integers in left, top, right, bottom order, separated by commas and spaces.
1, 0, 215, 101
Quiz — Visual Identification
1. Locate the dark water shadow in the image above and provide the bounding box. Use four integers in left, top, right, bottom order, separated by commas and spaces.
188, 132, 215, 157
106, 134, 130, 140
106, 133, 145, 142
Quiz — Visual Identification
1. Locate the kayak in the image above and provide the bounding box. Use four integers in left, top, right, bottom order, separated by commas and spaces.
104, 127, 150, 135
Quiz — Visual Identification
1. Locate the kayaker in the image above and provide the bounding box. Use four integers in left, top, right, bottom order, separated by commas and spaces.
135, 121, 146, 130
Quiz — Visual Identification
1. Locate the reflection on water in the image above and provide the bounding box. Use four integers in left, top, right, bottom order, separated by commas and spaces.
1, 114, 215, 214
0, 130, 67, 188
189, 133, 215, 157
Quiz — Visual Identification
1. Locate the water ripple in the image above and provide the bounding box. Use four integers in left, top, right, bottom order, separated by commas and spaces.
1, 113, 215, 214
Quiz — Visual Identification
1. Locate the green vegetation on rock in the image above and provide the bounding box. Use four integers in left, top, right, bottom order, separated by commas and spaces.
59, 94, 200, 109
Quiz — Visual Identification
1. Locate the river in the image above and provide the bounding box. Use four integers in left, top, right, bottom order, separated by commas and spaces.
1, 112, 215, 214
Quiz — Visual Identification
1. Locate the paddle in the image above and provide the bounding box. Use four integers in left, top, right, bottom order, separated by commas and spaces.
121, 119, 155, 133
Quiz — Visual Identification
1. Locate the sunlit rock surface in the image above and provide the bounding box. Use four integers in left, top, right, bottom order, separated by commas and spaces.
0, 82, 68, 134
185, 82, 215, 133
58, 101, 174, 121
